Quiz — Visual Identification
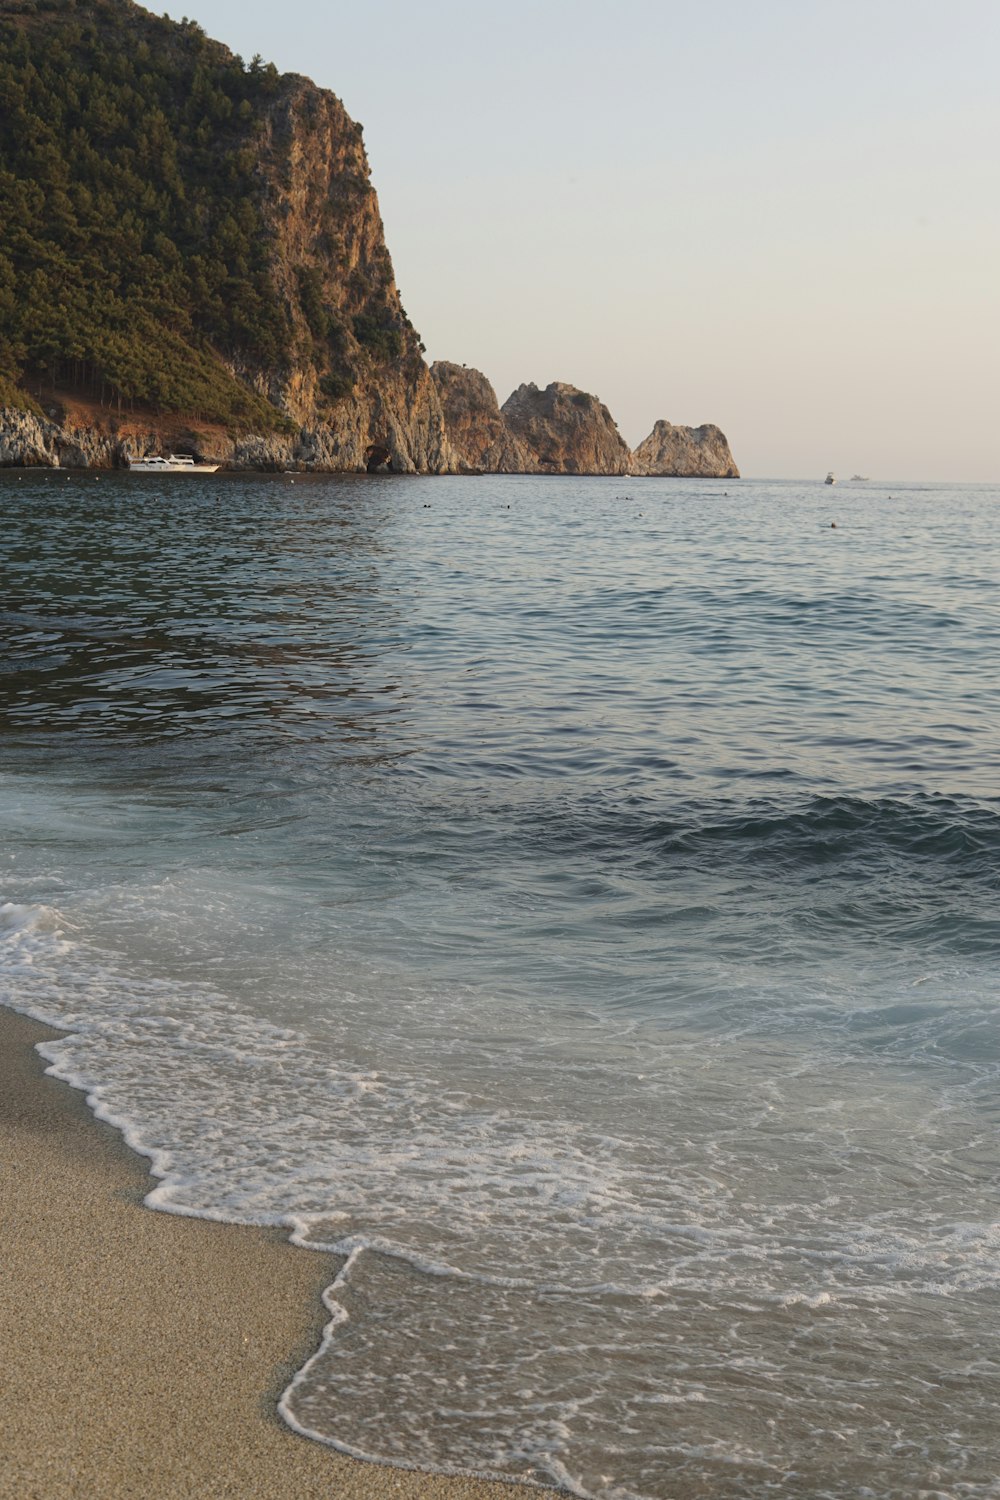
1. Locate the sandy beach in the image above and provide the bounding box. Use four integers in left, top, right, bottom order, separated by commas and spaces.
0, 1004, 555, 1500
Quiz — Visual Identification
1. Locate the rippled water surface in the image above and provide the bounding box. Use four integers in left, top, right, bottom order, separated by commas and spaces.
2, 471, 999, 1499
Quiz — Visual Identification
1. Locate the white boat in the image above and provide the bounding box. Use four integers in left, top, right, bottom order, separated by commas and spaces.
129, 454, 219, 473
824, 471, 836, 485
851, 474, 869, 482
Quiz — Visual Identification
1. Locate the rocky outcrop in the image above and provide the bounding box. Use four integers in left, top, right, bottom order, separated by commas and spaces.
500, 382, 632, 475
429, 363, 534, 473
0, 409, 63, 468
0, 403, 441, 472
248, 75, 455, 473
427, 368, 742, 481
0, 407, 132, 469
0, 0, 456, 474
632, 421, 739, 478
1, 390, 743, 480
0, 3, 740, 478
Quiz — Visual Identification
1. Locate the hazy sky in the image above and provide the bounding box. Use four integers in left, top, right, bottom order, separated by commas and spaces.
172, 0, 998, 479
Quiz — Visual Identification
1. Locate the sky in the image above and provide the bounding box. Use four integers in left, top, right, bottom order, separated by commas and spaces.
169, 0, 999, 480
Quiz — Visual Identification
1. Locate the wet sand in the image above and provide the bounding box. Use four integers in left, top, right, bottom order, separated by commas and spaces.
0, 1005, 556, 1500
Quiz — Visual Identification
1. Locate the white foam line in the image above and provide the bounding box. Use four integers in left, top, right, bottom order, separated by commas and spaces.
28, 1036, 297, 1231
287, 1224, 671, 1301
277, 1242, 598, 1499
8, 1001, 601, 1494
0, 972, 627, 1494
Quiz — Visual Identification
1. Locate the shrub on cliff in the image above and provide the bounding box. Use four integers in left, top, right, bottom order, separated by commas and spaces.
352, 313, 404, 364
318, 372, 355, 402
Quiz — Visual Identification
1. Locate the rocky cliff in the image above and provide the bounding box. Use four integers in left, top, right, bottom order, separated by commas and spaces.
431, 367, 741, 480
0, 0, 454, 472
246, 74, 453, 473
632, 421, 740, 478
500, 382, 633, 476
0, 1, 738, 478
429, 363, 534, 473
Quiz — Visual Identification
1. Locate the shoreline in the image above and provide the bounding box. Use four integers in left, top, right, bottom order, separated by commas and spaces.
0, 1004, 556, 1500
0, 462, 741, 478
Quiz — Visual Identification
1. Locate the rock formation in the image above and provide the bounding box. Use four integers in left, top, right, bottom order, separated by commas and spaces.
427, 367, 741, 480
0, 397, 450, 473
429, 363, 534, 473
0, 0, 455, 473
0, 3, 739, 478
246, 74, 454, 473
632, 422, 739, 478
500, 382, 633, 476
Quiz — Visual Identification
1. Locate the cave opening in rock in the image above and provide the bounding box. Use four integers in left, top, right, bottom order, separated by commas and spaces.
365, 443, 392, 473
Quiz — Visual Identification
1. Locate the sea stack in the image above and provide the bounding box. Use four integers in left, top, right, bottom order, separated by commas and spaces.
500, 382, 634, 476
631, 421, 740, 478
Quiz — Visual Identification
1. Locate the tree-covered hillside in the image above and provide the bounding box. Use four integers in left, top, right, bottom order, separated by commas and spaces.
0, 0, 375, 428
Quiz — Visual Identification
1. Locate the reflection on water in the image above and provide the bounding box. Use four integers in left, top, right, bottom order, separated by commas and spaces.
2, 471, 1000, 1498
0, 472, 416, 757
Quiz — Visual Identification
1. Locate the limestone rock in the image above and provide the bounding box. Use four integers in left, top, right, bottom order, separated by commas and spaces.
0, 409, 61, 467
498, 383, 633, 476
632, 421, 739, 478
430, 363, 535, 473
0, 407, 129, 468
250, 76, 456, 473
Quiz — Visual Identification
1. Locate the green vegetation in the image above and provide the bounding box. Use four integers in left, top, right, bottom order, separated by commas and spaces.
297, 268, 332, 342
318, 372, 354, 402
0, 0, 294, 426
352, 312, 404, 363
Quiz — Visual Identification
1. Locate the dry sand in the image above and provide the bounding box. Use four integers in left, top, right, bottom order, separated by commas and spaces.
0, 1005, 556, 1500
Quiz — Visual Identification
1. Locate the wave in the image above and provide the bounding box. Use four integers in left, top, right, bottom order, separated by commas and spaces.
4, 859, 1000, 1494
415, 790, 1000, 984
505, 791, 1000, 874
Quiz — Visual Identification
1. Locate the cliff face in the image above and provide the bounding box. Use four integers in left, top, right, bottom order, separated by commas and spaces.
0, 0, 454, 472
250, 76, 453, 473
500, 382, 633, 476
0, 2, 738, 477
0, 402, 398, 472
0, 396, 451, 472
632, 421, 739, 478
429, 363, 534, 473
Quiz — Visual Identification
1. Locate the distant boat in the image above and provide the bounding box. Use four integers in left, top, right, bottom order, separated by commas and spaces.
851, 474, 869, 482
129, 454, 219, 473
825, 471, 835, 485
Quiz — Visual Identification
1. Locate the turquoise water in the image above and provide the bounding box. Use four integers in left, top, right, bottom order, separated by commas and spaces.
2, 471, 999, 1498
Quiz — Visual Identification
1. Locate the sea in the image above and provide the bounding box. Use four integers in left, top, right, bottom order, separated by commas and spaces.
1, 470, 999, 1500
